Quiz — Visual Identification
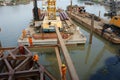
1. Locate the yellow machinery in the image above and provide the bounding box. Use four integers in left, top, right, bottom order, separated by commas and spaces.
42, 0, 62, 32
109, 16, 120, 28
47, 0, 56, 20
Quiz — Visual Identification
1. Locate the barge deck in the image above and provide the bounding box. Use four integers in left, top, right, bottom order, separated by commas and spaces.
18, 12, 86, 45
66, 8, 120, 44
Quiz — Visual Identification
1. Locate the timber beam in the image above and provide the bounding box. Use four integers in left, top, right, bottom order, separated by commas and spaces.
55, 27, 79, 80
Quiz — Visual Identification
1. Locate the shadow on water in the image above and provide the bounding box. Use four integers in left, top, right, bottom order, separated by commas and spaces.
83, 45, 106, 80
90, 53, 120, 80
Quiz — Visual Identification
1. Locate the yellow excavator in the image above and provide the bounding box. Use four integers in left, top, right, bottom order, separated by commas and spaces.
109, 16, 120, 28
102, 0, 120, 36
102, 16, 120, 36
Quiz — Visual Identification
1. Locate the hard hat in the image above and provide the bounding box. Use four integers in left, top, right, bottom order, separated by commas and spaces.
34, 54, 38, 56
62, 64, 66, 67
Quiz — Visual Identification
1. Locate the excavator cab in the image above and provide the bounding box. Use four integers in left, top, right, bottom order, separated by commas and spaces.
109, 16, 120, 28
102, 16, 120, 36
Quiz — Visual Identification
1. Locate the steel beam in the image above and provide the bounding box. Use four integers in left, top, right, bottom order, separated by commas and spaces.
8, 75, 13, 80
5, 55, 31, 61
14, 57, 31, 71
15, 69, 39, 77
55, 27, 79, 80
55, 47, 62, 77
3, 59, 13, 71
0, 72, 8, 78
8, 50, 16, 59
24, 46, 32, 55
36, 62, 56, 80
0, 45, 57, 50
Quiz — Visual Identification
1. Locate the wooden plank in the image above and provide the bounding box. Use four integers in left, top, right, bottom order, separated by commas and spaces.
8, 50, 16, 59
55, 27, 79, 80
54, 47, 62, 77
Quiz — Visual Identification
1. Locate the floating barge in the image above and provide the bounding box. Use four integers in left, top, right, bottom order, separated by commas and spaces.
66, 5, 120, 44
18, 14, 86, 45
18, 0, 86, 46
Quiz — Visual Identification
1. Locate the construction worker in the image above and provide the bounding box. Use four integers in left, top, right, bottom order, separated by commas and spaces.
61, 64, 67, 80
33, 54, 39, 62
28, 36, 33, 46
19, 45, 25, 55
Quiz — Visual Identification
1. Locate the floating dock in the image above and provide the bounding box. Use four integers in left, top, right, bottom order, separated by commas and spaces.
18, 0, 86, 46
18, 12, 86, 45
66, 5, 120, 44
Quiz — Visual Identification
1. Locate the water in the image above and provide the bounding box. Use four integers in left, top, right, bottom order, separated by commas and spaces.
0, 0, 120, 80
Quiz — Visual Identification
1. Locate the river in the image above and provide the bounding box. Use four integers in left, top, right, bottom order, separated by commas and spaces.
0, 0, 120, 80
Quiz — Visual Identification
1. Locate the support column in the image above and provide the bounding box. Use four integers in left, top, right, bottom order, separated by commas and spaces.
89, 14, 94, 44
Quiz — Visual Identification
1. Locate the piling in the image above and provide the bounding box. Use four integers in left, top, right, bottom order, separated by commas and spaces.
99, 11, 101, 17
89, 14, 94, 44
0, 41, 3, 57
0, 41, 1, 47
70, 0, 72, 7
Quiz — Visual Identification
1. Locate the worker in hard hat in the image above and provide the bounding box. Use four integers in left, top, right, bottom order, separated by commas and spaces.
28, 36, 33, 46
61, 64, 67, 80
19, 45, 25, 55
33, 54, 39, 62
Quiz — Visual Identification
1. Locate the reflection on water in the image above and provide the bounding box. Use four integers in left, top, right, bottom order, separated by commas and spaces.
85, 45, 92, 64
0, 0, 120, 80
84, 45, 106, 80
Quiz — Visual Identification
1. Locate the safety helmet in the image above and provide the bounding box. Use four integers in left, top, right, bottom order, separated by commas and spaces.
62, 64, 66, 67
